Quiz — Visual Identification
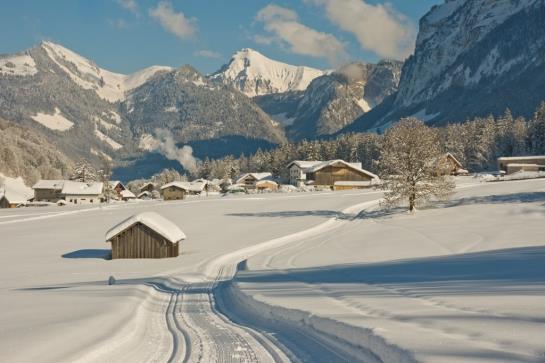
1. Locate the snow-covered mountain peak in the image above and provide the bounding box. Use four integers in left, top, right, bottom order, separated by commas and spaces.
38, 41, 172, 102
210, 48, 325, 97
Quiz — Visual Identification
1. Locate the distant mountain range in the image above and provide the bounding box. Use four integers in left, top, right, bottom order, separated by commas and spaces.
2, 0, 544, 181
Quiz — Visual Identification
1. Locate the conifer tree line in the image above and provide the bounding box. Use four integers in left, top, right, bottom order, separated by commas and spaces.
193, 103, 545, 181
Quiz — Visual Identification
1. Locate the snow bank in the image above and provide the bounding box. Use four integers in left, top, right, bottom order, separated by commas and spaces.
0, 54, 37, 76
94, 128, 122, 150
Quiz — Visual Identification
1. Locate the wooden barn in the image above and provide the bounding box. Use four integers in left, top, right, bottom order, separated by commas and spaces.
438, 153, 468, 176
236, 173, 273, 190
105, 212, 185, 259
497, 156, 545, 175
303, 160, 378, 189
161, 182, 189, 201
256, 180, 278, 192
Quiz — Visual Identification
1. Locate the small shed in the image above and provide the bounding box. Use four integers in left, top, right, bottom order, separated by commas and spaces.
256, 180, 278, 192
105, 212, 185, 259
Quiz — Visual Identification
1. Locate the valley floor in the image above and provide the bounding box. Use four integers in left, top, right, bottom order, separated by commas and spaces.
0, 178, 543, 362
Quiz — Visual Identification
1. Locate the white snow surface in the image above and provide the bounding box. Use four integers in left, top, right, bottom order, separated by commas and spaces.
105, 211, 186, 243
41, 41, 172, 102
0, 53, 37, 76
31, 107, 74, 131
1, 181, 544, 362
210, 48, 324, 97
94, 128, 122, 150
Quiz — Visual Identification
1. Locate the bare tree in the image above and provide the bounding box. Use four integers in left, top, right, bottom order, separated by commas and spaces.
378, 118, 455, 212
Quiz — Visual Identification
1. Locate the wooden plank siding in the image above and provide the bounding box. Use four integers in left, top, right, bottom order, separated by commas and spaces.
109, 222, 179, 259
308, 166, 373, 186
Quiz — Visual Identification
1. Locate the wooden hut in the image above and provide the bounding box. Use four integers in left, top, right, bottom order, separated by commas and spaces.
256, 180, 278, 192
302, 160, 378, 189
105, 212, 185, 259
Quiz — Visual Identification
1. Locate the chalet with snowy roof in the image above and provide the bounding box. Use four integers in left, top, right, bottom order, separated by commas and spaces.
137, 191, 152, 199
139, 182, 157, 193
438, 153, 468, 176
161, 181, 189, 200
497, 156, 545, 175
236, 173, 273, 190
256, 179, 278, 192
60, 181, 104, 205
0, 191, 28, 208
32, 180, 65, 202
120, 189, 136, 201
108, 180, 126, 199
288, 160, 378, 189
106, 212, 185, 259
32, 180, 104, 204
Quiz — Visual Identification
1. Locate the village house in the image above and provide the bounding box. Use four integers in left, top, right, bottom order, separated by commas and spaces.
161, 181, 189, 201
108, 181, 126, 200
120, 189, 136, 201
256, 180, 278, 192
137, 191, 152, 199
236, 173, 273, 190
438, 153, 468, 176
32, 180, 65, 202
288, 160, 378, 190
106, 212, 186, 259
0, 191, 28, 208
497, 156, 545, 175
139, 182, 157, 194
60, 181, 104, 205
32, 180, 104, 204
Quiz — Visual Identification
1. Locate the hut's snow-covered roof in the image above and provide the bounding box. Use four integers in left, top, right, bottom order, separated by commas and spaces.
137, 191, 152, 198
105, 212, 186, 243
61, 181, 103, 195
498, 156, 545, 161
287, 160, 324, 169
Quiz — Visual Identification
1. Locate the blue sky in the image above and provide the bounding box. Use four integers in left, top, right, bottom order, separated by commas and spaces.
0, 0, 441, 74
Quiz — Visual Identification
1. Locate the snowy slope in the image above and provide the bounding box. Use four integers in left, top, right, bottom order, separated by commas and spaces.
0, 53, 37, 76
41, 41, 172, 102
210, 48, 324, 97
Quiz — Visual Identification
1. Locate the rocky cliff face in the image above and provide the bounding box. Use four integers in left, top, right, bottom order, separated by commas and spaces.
344, 0, 545, 132
256, 60, 402, 140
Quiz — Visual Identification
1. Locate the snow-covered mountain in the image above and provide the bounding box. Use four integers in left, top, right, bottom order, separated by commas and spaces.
344, 0, 545, 132
210, 48, 325, 97
256, 60, 402, 140
0, 42, 286, 178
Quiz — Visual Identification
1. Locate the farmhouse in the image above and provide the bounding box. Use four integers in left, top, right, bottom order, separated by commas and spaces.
288, 160, 378, 189
0, 191, 28, 208
497, 156, 545, 175
161, 181, 189, 200
108, 181, 126, 199
236, 173, 273, 190
120, 189, 136, 201
61, 181, 104, 205
106, 212, 185, 259
139, 182, 157, 193
438, 153, 468, 176
256, 180, 278, 192
32, 180, 65, 202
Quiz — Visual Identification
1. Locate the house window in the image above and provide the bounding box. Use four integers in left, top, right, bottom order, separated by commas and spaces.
90, 199, 93, 203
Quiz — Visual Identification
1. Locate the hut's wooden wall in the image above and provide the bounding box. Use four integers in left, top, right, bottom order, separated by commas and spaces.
34, 189, 60, 202
310, 166, 372, 186
109, 223, 179, 259
0, 197, 11, 208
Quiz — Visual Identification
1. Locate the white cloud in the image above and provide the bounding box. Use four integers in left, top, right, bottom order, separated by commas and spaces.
255, 4, 347, 65
193, 49, 222, 59
305, 0, 416, 60
149, 1, 196, 40
117, 0, 138, 15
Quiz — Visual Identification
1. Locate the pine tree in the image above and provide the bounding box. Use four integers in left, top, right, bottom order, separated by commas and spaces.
70, 159, 97, 183
378, 118, 455, 212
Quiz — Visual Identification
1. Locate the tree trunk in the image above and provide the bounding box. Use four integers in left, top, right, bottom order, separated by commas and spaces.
409, 193, 415, 212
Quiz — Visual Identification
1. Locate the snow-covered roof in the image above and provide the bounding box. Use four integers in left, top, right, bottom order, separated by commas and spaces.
236, 172, 273, 184
445, 153, 463, 168
498, 156, 545, 161
160, 181, 190, 190
61, 181, 104, 195
137, 191, 152, 198
287, 160, 324, 169
188, 181, 208, 192
120, 190, 136, 199
505, 163, 541, 167
304, 160, 379, 179
32, 180, 65, 190
139, 182, 157, 191
109, 180, 125, 189
256, 180, 278, 186
0, 190, 29, 204
105, 212, 186, 243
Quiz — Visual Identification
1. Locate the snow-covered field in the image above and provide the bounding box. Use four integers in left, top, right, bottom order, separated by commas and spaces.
0, 179, 544, 362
